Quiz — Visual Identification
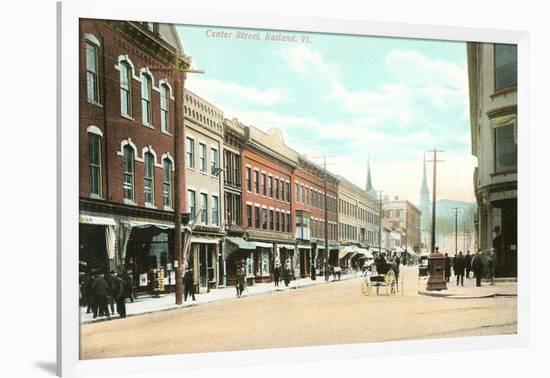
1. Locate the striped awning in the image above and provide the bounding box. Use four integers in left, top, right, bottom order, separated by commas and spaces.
79, 215, 116, 226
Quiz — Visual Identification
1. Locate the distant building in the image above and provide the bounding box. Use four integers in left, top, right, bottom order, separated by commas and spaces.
294, 156, 339, 277
467, 42, 517, 277
382, 197, 422, 253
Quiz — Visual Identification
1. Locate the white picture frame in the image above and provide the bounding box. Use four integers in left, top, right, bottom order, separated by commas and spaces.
57, 0, 530, 376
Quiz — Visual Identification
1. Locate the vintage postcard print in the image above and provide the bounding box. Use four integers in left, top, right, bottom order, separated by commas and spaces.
76, 18, 519, 361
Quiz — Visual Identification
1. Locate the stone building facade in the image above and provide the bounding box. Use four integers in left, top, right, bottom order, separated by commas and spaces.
468, 42, 518, 277
183, 89, 225, 292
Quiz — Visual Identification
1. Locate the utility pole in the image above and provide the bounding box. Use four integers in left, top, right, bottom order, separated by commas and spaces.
463, 220, 467, 252
426, 149, 444, 254
378, 190, 383, 252
452, 207, 459, 255
150, 58, 204, 305
324, 155, 329, 280
425, 149, 446, 291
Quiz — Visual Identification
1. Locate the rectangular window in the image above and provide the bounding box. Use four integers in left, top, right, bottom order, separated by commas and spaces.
269, 176, 273, 197
89, 133, 101, 196
162, 159, 172, 207
275, 211, 280, 232
246, 168, 252, 191
141, 75, 152, 125
255, 206, 260, 228
262, 208, 268, 229
261, 173, 266, 195
160, 85, 169, 132
144, 154, 154, 205
286, 214, 290, 232
119, 63, 132, 116
122, 147, 134, 201
200, 193, 208, 223
281, 212, 285, 232
186, 138, 195, 168
295, 184, 299, 203
247, 205, 253, 227
495, 123, 518, 171
495, 44, 517, 91
269, 210, 274, 231
275, 179, 279, 200
254, 171, 259, 193
286, 182, 291, 203
188, 190, 196, 221
280, 181, 285, 201
210, 148, 219, 175
85, 42, 99, 103
199, 143, 206, 172
212, 195, 219, 226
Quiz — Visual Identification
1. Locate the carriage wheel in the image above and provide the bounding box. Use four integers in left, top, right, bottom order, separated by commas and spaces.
361, 276, 372, 296
385, 270, 397, 296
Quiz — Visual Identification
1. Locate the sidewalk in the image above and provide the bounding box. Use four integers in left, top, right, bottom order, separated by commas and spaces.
80, 272, 363, 324
417, 275, 517, 299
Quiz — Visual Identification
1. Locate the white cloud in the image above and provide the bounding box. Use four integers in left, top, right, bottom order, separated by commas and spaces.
185, 77, 285, 107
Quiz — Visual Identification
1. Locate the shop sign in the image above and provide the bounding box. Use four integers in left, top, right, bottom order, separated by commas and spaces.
139, 273, 148, 287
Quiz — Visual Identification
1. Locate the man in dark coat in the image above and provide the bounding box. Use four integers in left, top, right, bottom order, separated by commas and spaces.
471, 250, 484, 287
183, 267, 196, 301
283, 260, 291, 287
122, 270, 134, 303
92, 273, 111, 319
110, 272, 126, 318
393, 254, 401, 290
273, 264, 281, 286
465, 250, 472, 278
105, 271, 116, 314
454, 251, 466, 286
444, 253, 451, 282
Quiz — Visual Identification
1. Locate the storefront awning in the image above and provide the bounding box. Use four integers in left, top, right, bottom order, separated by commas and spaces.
79, 215, 116, 226
225, 236, 256, 250
253, 241, 274, 248
278, 244, 296, 250
129, 220, 174, 230
339, 246, 357, 260
190, 236, 219, 244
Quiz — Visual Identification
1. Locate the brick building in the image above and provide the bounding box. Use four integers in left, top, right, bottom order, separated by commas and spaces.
79, 19, 190, 293
382, 197, 422, 253
294, 156, 339, 278
237, 125, 298, 282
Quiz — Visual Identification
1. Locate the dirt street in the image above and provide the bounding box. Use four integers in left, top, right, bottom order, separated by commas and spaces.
80, 267, 517, 360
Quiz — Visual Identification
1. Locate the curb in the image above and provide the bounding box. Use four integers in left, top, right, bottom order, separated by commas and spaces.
82, 275, 360, 325
418, 290, 517, 299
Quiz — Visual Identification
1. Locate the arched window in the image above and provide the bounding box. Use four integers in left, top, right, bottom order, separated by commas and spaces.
89, 133, 102, 196
144, 152, 155, 205
120, 62, 132, 116
163, 158, 173, 208
160, 84, 170, 132
141, 73, 152, 125
122, 145, 135, 201
85, 40, 100, 103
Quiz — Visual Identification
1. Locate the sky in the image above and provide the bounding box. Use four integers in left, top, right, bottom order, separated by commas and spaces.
176, 25, 477, 204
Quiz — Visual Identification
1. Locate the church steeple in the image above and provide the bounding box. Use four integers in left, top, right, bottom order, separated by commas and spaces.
419, 159, 432, 240
421, 159, 429, 193
366, 155, 374, 192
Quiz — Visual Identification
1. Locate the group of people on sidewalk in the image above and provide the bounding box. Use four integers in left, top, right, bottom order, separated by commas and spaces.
441, 249, 496, 287
80, 270, 134, 320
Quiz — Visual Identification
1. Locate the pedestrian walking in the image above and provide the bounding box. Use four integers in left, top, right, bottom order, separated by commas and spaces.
310, 263, 316, 280
465, 250, 472, 278
81, 272, 94, 314
454, 251, 466, 286
111, 271, 126, 318
393, 254, 401, 291
274, 264, 281, 287
488, 249, 496, 286
283, 260, 291, 287
444, 253, 451, 283
183, 267, 196, 301
471, 250, 484, 287
105, 271, 116, 314
91, 273, 111, 319
235, 262, 246, 297
122, 270, 135, 303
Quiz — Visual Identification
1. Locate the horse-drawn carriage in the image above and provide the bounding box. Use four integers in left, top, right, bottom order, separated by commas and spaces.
361, 258, 397, 296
